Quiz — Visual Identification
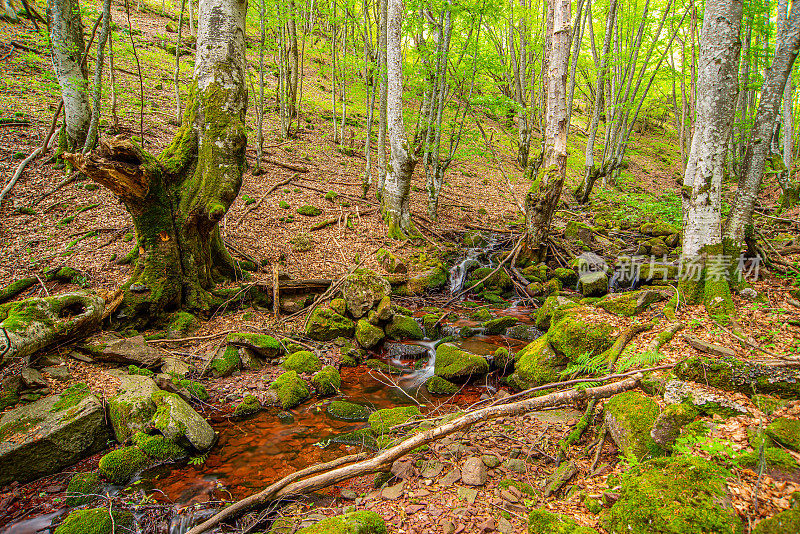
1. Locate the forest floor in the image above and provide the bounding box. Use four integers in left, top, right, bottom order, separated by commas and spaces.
2, 2, 800, 534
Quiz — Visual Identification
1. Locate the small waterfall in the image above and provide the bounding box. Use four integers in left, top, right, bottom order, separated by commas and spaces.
448, 233, 505, 293
397, 340, 438, 387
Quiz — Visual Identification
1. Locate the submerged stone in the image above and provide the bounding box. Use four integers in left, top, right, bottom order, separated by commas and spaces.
326, 400, 371, 421
434, 343, 489, 381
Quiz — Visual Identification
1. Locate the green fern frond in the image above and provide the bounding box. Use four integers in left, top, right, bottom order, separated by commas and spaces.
617, 350, 663, 373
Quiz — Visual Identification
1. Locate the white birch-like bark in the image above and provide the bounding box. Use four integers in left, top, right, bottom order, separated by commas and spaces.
48, 0, 91, 150
784, 73, 794, 170
376, 0, 388, 197
83, 0, 111, 152
382, 0, 416, 238
724, 0, 800, 249
681, 0, 742, 260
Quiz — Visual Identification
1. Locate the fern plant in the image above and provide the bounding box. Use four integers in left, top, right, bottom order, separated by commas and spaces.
617, 350, 664, 373
560, 351, 608, 378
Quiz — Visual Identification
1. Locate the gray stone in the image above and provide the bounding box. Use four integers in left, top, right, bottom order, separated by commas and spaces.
341, 270, 391, 318
340, 488, 358, 500
0, 391, 110, 486
421, 460, 444, 479
21, 368, 49, 390
577, 271, 609, 297
152, 392, 216, 450
462, 457, 488, 486
385, 342, 429, 359
440, 467, 461, 486
42, 366, 71, 382
107, 372, 161, 442
381, 481, 405, 500
101, 335, 162, 367
498, 517, 514, 534
482, 454, 501, 468
663, 379, 748, 415
505, 325, 544, 341
161, 356, 190, 377
543, 460, 577, 498
504, 458, 527, 473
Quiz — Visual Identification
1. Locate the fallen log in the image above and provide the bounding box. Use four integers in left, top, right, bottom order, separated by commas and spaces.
184, 375, 642, 534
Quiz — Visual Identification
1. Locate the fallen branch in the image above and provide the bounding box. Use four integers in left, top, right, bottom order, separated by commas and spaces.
264, 158, 309, 173
604, 320, 655, 372
185, 375, 642, 534
310, 218, 337, 231
646, 321, 684, 353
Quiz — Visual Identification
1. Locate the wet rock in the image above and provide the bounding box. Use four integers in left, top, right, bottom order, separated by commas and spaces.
326, 400, 370, 421
425, 376, 459, 395
505, 325, 544, 341
385, 342, 428, 359
233, 395, 261, 417
356, 319, 385, 349
330, 428, 378, 449
604, 456, 740, 534
462, 457, 488, 486
664, 379, 748, 416
152, 392, 216, 450
305, 308, 355, 341
604, 391, 661, 460
270, 370, 310, 409
312, 366, 341, 396
53, 508, 134, 534
435, 343, 489, 381
482, 316, 518, 335
0, 385, 110, 486
385, 314, 424, 340
368, 406, 420, 434
341, 269, 392, 318
577, 270, 609, 297
100, 335, 162, 367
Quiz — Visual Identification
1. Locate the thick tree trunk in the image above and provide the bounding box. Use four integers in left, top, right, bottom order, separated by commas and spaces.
680, 0, 742, 318
48, 0, 91, 151
524, 0, 570, 261
63, 0, 248, 327
724, 0, 800, 249
381, 0, 416, 239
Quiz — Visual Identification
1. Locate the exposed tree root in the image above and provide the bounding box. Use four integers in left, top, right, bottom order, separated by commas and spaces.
184, 375, 642, 534
604, 320, 656, 372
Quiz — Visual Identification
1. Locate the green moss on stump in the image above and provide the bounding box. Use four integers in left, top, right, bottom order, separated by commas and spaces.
425, 376, 459, 395
327, 400, 371, 421
282, 351, 322, 374
528, 509, 599, 534
269, 371, 310, 409
54, 508, 134, 534
233, 394, 262, 417
434, 343, 489, 381
65, 472, 100, 507
368, 406, 421, 434
312, 365, 341, 396
98, 446, 149, 484
296, 511, 387, 533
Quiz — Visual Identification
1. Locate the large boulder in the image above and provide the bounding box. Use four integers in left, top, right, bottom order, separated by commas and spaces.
99, 335, 162, 367
385, 314, 424, 340
547, 307, 615, 360
534, 295, 578, 330
577, 270, 609, 297
341, 269, 392, 318
107, 372, 161, 442
0, 384, 111, 486
604, 391, 662, 460
151, 392, 216, 450
602, 456, 741, 534
595, 289, 666, 317
356, 319, 385, 349
434, 343, 489, 381
507, 336, 562, 389
305, 308, 355, 341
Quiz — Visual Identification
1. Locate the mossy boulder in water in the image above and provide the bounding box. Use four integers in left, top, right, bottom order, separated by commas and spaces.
604, 391, 662, 460
385, 314, 424, 340
233, 395, 261, 417
270, 371, 310, 409
65, 472, 101, 507
305, 308, 355, 341
552, 267, 578, 287
341, 269, 392, 318
282, 350, 322, 374
547, 308, 615, 360
596, 289, 665, 316
528, 509, 599, 533
356, 319, 385, 349
674, 355, 800, 399
98, 445, 149, 483
425, 376, 459, 395
434, 343, 489, 381
765, 418, 800, 452
0, 386, 110, 486
53, 508, 134, 534
151, 391, 216, 450
368, 406, 421, 434
601, 455, 741, 534
312, 365, 341, 396
508, 336, 561, 389
482, 316, 518, 335
296, 511, 387, 533
492, 347, 514, 372
326, 400, 370, 421
226, 332, 281, 358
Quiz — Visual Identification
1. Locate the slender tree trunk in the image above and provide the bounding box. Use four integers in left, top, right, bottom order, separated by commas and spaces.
83, 0, 111, 152
255, 0, 266, 172
524, 0, 570, 261
175, 0, 186, 124
64, 0, 249, 327
382, 0, 416, 239
680, 0, 742, 318
48, 0, 91, 151
724, 0, 800, 246
362, 0, 375, 196
376, 0, 388, 198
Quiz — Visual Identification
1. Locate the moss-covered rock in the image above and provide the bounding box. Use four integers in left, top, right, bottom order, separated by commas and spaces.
377, 248, 407, 274
356, 319, 385, 349
341, 269, 392, 318
167, 311, 198, 337
106, 373, 162, 443
640, 221, 680, 237
753, 509, 800, 534
312, 365, 341, 396
674, 355, 800, 399
212, 345, 241, 377
528, 509, 599, 534
425, 376, 459, 395
296, 511, 387, 533
330, 428, 379, 449
508, 336, 561, 389
368, 406, 421, 434
738, 447, 799, 471
534, 295, 578, 330
604, 391, 662, 460
766, 418, 800, 452
330, 298, 348, 316
364, 358, 404, 374
434, 343, 489, 381
151, 392, 215, 450
282, 350, 323, 374
305, 308, 355, 341
0, 376, 20, 410
552, 267, 578, 287
326, 400, 371, 421
270, 371, 310, 409
547, 310, 615, 361
401, 267, 449, 295
482, 316, 518, 335
54, 508, 134, 534
98, 446, 148, 484
577, 271, 608, 297
131, 431, 186, 461
493, 347, 514, 372
596, 289, 664, 316
65, 472, 100, 507
650, 403, 699, 450
385, 314, 424, 340
227, 332, 281, 358
602, 455, 741, 534
467, 267, 513, 292
233, 394, 262, 417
